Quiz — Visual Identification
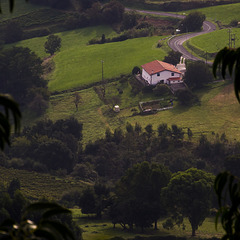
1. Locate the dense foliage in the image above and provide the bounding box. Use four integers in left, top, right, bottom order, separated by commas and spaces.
185, 61, 213, 89
0, 47, 49, 114
45, 34, 62, 56
179, 12, 206, 33
162, 168, 214, 236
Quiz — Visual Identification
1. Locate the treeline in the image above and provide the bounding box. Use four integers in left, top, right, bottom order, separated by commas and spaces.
119, 0, 240, 11
1, 118, 240, 181
61, 164, 215, 236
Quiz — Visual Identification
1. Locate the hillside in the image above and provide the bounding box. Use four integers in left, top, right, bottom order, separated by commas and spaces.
15, 26, 169, 92
0, 166, 89, 200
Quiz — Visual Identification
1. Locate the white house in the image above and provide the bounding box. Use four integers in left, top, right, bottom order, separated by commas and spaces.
141, 60, 183, 85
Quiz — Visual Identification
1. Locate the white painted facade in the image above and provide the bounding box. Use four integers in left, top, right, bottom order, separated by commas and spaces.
142, 69, 182, 85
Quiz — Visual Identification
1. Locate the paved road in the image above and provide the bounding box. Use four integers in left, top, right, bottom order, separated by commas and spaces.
126, 8, 216, 61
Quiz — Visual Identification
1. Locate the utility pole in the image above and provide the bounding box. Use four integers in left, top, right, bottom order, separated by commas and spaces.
101, 60, 105, 99
231, 34, 236, 48
228, 29, 231, 47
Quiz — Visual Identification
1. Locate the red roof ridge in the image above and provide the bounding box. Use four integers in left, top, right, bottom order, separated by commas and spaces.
141, 60, 182, 75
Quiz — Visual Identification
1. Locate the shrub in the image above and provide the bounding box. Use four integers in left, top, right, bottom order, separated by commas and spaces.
176, 89, 199, 106
153, 84, 172, 97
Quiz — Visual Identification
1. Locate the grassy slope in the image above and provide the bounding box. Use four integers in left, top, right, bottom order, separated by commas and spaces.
186, 28, 240, 54
46, 78, 240, 146
181, 2, 240, 25
0, 166, 89, 200
15, 26, 167, 92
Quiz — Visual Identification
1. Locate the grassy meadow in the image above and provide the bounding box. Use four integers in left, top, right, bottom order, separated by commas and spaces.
188, 28, 240, 53
46, 77, 240, 146
72, 213, 224, 240
180, 2, 240, 25
14, 25, 168, 92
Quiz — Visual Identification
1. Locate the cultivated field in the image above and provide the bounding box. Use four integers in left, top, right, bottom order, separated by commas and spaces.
0, 166, 88, 200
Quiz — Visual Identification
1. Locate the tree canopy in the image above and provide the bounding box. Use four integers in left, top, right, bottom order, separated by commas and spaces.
162, 168, 214, 236
179, 11, 205, 33
0, 47, 47, 106
111, 162, 171, 231
44, 34, 62, 56
185, 61, 213, 89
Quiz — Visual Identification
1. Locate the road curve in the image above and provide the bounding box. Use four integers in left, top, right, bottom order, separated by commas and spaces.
126, 8, 216, 61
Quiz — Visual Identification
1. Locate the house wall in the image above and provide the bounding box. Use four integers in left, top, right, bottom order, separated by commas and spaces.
142, 69, 182, 85
167, 79, 183, 84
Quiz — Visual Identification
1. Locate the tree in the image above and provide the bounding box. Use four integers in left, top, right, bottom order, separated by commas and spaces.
44, 34, 62, 56
179, 12, 205, 33
163, 50, 182, 66
102, 0, 124, 24
185, 61, 213, 89
122, 11, 137, 30
0, 47, 46, 106
112, 162, 171, 231
162, 168, 214, 236
132, 66, 140, 75
153, 84, 172, 97
176, 89, 199, 106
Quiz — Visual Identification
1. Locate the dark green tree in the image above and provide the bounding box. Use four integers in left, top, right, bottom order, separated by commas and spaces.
102, 0, 124, 24
112, 162, 171, 231
163, 50, 182, 66
185, 61, 213, 89
132, 66, 140, 75
122, 11, 137, 30
0, 47, 46, 106
176, 89, 199, 106
162, 168, 214, 236
179, 12, 205, 33
44, 34, 62, 56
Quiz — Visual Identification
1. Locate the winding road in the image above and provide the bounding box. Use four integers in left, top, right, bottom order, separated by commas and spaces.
126, 9, 217, 61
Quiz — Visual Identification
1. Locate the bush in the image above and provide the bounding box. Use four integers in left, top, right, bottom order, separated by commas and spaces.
176, 89, 199, 106
153, 84, 172, 97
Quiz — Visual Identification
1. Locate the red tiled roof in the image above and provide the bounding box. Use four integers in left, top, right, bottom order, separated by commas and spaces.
141, 60, 182, 75
168, 77, 182, 81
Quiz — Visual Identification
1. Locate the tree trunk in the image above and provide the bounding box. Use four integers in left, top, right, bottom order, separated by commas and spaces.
192, 227, 196, 236
154, 220, 158, 230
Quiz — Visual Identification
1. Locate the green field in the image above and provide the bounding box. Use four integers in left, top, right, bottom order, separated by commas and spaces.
45, 78, 240, 146
183, 2, 240, 25
14, 25, 168, 92
183, 28, 240, 61
73, 215, 224, 240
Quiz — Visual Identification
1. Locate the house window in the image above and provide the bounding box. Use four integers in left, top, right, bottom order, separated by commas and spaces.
157, 73, 160, 76
171, 73, 174, 76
